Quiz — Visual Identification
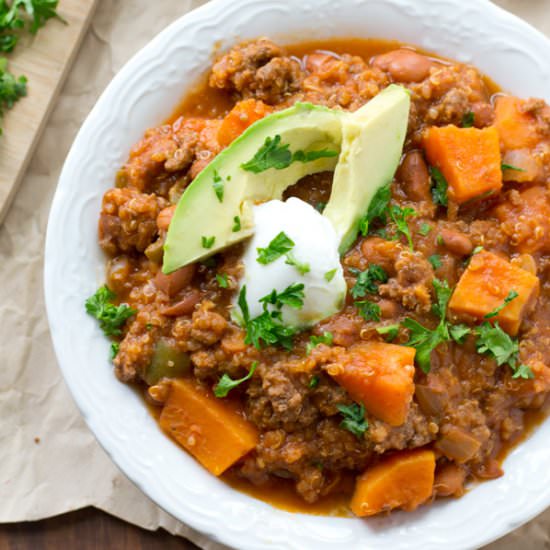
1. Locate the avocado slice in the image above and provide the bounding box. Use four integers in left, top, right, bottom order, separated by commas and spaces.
163, 103, 344, 273
323, 84, 410, 253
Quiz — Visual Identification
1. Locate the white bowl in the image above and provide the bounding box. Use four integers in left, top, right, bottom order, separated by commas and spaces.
44, 1, 550, 548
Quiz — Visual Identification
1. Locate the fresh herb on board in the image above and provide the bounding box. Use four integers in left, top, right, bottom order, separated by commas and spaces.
0, 0, 65, 133
256, 231, 294, 264
337, 403, 369, 438
430, 166, 449, 207
237, 285, 297, 350
0, 57, 25, 134
214, 362, 258, 398
241, 134, 338, 174
484, 290, 518, 319
285, 252, 310, 275
350, 264, 388, 299
461, 111, 475, 128
306, 331, 333, 355
85, 286, 136, 337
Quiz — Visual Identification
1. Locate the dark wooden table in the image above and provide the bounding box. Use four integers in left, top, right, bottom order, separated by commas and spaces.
0, 508, 201, 550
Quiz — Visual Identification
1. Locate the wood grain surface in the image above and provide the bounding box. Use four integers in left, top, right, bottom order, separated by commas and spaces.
0, 508, 201, 550
0, 0, 97, 224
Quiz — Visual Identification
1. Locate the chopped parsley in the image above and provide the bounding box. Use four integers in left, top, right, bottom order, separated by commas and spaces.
484, 290, 518, 319
390, 204, 416, 249
350, 264, 388, 299
237, 285, 298, 350
449, 323, 470, 344
259, 283, 305, 310
474, 321, 533, 379
85, 286, 136, 337
0, 58, 26, 134
110, 342, 120, 360
0, 0, 65, 52
324, 268, 337, 282
241, 134, 338, 173
358, 182, 391, 236
232, 216, 241, 232
356, 300, 381, 321
212, 170, 224, 202
306, 331, 333, 355
214, 362, 257, 398
472, 246, 484, 255
401, 278, 452, 373
461, 111, 475, 128
428, 254, 442, 270
201, 235, 215, 249
501, 163, 526, 173
216, 273, 229, 288
419, 223, 432, 236
308, 374, 320, 388
430, 166, 448, 207
256, 231, 294, 264
285, 252, 310, 275
337, 403, 368, 438
376, 324, 400, 342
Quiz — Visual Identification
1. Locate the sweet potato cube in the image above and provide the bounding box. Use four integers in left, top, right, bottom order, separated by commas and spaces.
423, 125, 502, 204
448, 250, 539, 335
350, 449, 435, 517
217, 99, 272, 147
493, 96, 540, 150
330, 342, 416, 426
159, 379, 259, 476
494, 186, 550, 254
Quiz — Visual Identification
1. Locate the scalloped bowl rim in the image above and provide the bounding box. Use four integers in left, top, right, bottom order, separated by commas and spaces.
44, 1, 550, 549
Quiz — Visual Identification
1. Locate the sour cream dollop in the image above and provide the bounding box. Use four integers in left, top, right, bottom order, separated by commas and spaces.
234, 197, 346, 328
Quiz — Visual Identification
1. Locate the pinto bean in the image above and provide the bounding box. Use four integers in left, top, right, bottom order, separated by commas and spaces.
378, 299, 399, 319
157, 205, 176, 231
372, 49, 434, 82
161, 289, 201, 316
154, 264, 196, 297
396, 151, 432, 202
439, 228, 473, 256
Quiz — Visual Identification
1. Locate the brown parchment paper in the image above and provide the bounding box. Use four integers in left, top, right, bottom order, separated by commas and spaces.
0, 0, 548, 548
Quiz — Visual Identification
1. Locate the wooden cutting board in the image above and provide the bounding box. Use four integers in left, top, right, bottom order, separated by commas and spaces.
0, 0, 98, 224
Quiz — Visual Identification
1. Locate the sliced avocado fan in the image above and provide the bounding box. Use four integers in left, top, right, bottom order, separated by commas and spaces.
323, 85, 410, 253
163, 103, 344, 273
163, 85, 410, 273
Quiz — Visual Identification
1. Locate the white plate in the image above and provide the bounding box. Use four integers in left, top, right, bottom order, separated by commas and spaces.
44, 1, 550, 548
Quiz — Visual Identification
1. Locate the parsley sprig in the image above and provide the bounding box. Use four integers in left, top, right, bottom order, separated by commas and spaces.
0, 57, 25, 133
430, 167, 448, 207
358, 183, 391, 236
390, 204, 416, 249
484, 290, 518, 319
259, 283, 305, 310
306, 331, 333, 355
350, 264, 388, 299
214, 362, 258, 398
237, 285, 299, 350
85, 286, 136, 337
241, 134, 338, 173
257, 231, 294, 264
337, 403, 368, 438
